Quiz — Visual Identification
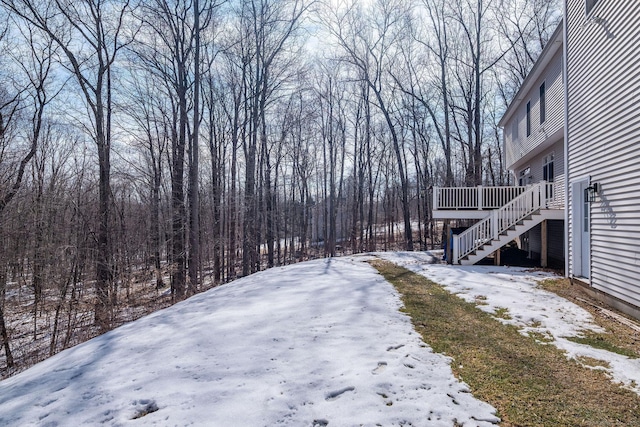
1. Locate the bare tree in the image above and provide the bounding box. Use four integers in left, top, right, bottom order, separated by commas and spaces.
231, 0, 312, 274
314, 63, 348, 257
2, 0, 136, 330
325, 0, 414, 250
135, 0, 203, 298
13, 26, 62, 338
123, 70, 171, 289
215, 48, 246, 280
0, 15, 61, 366
494, 0, 561, 104
396, 0, 455, 187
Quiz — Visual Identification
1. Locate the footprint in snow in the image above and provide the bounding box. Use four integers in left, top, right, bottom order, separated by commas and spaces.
325, 387, 355, 401
372, 362, 387, 374
37, 398, 58, 408
386, 344, 404, 351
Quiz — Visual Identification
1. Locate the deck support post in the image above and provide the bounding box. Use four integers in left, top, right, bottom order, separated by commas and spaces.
445, 222, 452, 264
541, 220, 548, 268
452, 233, 459, 265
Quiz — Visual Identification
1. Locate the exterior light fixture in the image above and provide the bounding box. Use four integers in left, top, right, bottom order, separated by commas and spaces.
586, 182, 599, 202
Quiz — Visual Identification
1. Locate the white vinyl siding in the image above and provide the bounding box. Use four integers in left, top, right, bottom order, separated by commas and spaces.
566, 1, 640, 307
504, 48, 564, 169
567, 179, 577, 276
499, 24, 566, 271
513, 140, 565, 208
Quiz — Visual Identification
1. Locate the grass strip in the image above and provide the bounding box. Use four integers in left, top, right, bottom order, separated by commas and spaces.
567, 334, 638, 359
371, 260, 640, 427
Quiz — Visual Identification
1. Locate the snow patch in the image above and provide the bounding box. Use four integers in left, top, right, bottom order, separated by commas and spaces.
0, 256, 499, 426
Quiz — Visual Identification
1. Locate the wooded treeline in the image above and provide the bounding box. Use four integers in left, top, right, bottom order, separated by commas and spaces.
0, 0, 559, 374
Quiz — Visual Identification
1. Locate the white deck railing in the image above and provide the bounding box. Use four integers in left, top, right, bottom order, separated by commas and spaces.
452, 182, 551, 263
434, 185, 530, 210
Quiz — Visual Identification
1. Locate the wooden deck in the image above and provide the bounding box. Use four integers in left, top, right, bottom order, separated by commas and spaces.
432, 183, 560, 219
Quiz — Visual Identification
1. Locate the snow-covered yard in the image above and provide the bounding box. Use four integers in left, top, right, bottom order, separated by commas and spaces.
1, 252, 640, 426
0, 255, 498, 426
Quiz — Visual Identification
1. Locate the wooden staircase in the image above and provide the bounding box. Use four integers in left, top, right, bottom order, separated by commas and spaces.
452, 182, 562, 265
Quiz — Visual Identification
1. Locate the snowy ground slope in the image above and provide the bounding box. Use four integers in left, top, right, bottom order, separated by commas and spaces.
0, 256, 499, 427
379, 251, 640, 395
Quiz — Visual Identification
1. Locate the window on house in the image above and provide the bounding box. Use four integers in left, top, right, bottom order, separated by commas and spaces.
540, 82, 546, 124
543, 153, 554, 182
518, 166, 531, 186
586, 0, 600, 16
583, 189, 590, 232
526, 101, 531, 136
543, 153, 555, 199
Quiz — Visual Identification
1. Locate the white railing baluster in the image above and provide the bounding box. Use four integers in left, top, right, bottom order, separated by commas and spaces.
434, 185, 530, 211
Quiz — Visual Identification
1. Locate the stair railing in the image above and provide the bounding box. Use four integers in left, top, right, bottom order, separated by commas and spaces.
453, 182, 545, 263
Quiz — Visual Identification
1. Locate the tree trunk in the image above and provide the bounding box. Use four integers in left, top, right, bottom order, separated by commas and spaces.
188, 0, 201, 293
171, 82, 188, 298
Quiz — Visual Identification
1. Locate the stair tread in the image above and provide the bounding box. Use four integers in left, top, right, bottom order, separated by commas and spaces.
461, 214, 547, 263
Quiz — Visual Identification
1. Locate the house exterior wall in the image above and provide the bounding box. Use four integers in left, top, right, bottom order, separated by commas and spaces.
503, 45, 564, 172
500, 24, 565, 209
498, 22, 565, 269
566, 0, 640, 308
